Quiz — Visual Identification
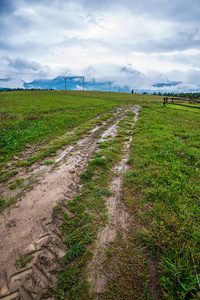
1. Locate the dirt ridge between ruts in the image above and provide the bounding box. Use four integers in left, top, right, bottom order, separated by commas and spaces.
0, 106, 139, 300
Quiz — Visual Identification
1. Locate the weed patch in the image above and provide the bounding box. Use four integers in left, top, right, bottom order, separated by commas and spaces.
43, 160, 54, 166
100, 236, 149, 300
0, 170, 18, 182
0, 196, 17, 213
14, 252, 34, 270
0, 198, 5, 206
52, 205, 63, 218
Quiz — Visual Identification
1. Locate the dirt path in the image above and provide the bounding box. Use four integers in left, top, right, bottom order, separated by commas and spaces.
0, 105, 140, 300
87, 106, 140, 294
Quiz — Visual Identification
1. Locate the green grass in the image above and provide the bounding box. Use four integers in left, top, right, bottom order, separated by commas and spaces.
123, 102, 200, 299
0, 91, 161, 165
0, 91, 150, 183
2, 91, 200, 298
101, 236, 149, 300
0, 170, 18, 183
43, 160, 54, 166
0, 198, 5, 206
14, 252, 34, 270
0, 196, 18, 213
0, 91, 125, 163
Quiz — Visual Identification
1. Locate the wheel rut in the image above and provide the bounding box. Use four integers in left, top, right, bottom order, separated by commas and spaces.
0, 105, 140, 300
87, 105, 141, 294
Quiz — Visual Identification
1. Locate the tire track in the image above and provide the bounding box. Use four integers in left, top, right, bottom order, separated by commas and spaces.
87, 105, 141, 295
0, 106, 140, 300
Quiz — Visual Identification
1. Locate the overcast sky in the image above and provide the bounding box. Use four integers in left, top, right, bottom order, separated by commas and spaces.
1, 0, 200, 80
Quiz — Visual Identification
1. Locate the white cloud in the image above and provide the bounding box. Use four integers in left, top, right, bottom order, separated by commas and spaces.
0, 0, 200, 89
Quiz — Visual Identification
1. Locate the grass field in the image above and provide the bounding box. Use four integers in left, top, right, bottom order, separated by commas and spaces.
0, 90, 200, 299
0, 91, 124, 162
125, 103, 200, 299
0, 91, 155, 163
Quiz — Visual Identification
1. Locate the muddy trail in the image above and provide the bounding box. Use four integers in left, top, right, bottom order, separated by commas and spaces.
0, 105, 141, 300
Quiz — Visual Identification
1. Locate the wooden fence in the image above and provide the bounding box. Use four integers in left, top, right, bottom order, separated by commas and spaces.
163, 97, 200, 109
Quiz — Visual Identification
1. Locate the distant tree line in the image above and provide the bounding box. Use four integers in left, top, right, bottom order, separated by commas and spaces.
150, 91, 200, 98
0, 88, 55, 92
0, 88, 200, 98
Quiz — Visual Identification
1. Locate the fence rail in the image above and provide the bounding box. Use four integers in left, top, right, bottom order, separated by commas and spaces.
163, 97, 200, 109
